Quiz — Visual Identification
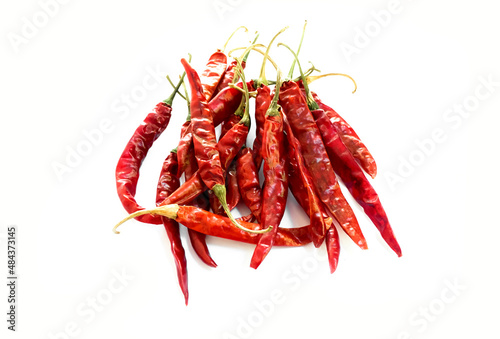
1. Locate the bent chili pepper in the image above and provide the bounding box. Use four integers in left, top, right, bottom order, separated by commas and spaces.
236, 147, 263, 223
115, 71, 184, 225
114, 205, 312, 246
312, 108, 402, 256
181, 58, 266, 234
250, 72, 288, 269
155, 149, 189, 304
277, 43, 367, 250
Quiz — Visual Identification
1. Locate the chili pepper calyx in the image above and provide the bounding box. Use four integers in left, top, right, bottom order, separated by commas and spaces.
113, 204, 180, 234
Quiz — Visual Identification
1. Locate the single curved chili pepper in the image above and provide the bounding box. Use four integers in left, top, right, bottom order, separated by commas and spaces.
115, 73, 184, 225
114, 205, 313, 247
181, 59, 264, 234
297, 81, 377, 179
283, 117, 328, 248
236, 147, 262, 223
312, 108, 402, 257
176, 119, 193, 178
250, 73, 288, 269
155, 150, 188, 304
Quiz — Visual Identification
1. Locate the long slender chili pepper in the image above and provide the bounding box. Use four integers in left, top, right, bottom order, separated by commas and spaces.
181, 58, 267, 234
236, 147, 263, 223
283, 117, 328, 248
115, 70, 185, 225
177, 81, 217, 268
250, 72, 288, 269
185, 148, 218, 268
155, 149, 189, 304
286, 145, 340, 273
114, 205, 312, 246
312, 108, 402, 256
277, 43, 367, 250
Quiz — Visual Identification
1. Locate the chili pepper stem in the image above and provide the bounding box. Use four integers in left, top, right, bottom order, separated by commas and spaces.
212, 184, 272, 234
278, 42, 319, 110
164, 54, 191, 106
113, 204, 180, 234
287, 20, 307, 79
307, 73, 358, 94
222, 26, 248, 52
257, 27, 288, 87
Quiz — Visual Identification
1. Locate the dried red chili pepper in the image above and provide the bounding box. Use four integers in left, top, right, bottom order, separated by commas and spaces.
184, 149, 218, 268
312, 108, 402, 256
181, 58, 266, 234
297, 80, 377, 179
252, 84, 271, 169
250, 72, 289, 269
283, 117, 328, 247
114, 205, 312, 247
115, 71, 185, 225
277, 43, 367, 250
236, 147, 263, 223
226, 160, 241, 210
155, 149, 189, 304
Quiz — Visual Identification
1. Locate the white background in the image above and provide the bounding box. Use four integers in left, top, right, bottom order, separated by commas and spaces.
2, 0, 500, 338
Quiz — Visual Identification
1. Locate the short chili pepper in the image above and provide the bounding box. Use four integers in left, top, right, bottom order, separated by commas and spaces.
115, 72, 184, 225
155, 149, 189, 304
312, 108, 402, 256
114, 205, 313, 247
250, 73, 289, 269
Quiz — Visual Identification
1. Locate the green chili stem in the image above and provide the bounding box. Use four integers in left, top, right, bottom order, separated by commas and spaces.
287, 20, 307, 79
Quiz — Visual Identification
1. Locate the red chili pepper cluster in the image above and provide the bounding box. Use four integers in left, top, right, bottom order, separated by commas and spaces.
113, 24, 402, 304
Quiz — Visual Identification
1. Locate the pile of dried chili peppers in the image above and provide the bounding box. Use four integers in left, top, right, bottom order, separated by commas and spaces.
113, 23, 402, 304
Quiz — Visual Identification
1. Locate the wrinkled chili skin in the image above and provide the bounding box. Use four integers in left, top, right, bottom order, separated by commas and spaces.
284, 119, 327, 247
214, 60, 246, 96
116, 102, 172, 225
200, 50, 227, 101
176, 120, 193, 178
176, 206, 311, 246
155, 151, 189, 304
220, 114, 241, 139
250, 113, 288, 269
209, 81, 255, 126
226, 160, 241, 210
182, 59, 224, 190
278, 81, 367, 250
312, 108, 402, 257
236, 147, 262, 223
297, 81, 377, 178
252, 85, 272, 169
184, 149, 217, 268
